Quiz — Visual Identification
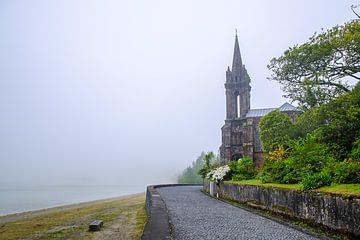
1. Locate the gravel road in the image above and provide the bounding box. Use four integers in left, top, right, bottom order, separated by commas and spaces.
157, 186, 319, 240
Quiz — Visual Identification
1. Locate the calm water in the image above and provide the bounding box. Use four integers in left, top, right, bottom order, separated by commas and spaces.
0, 184, 145, 216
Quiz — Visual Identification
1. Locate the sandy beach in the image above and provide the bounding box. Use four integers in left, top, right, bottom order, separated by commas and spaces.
0, 193, 146, 240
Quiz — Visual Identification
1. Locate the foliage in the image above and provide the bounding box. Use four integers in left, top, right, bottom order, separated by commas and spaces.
332, 158, 360, 184
315, 82, 360, 159
257, 84, 360, 189
283, 133, 335, 184
178, 151, 221, 184
243, 23, 360, 189
268, 19, 360, 110
178, 166, 202, 184
289, 82, 360, 159
301, 171, 333, 190
228, 157, 256, 181
259, 145, 288, 183
259, 110, 295, 152
352, 135, 360, 158
259, 133, 335, 185
293, 107, 322, 138
198, 152, 215, 179
178, 152, 206, 184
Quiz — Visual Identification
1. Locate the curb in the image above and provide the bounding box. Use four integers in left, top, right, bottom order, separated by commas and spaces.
141, 184, 202, 240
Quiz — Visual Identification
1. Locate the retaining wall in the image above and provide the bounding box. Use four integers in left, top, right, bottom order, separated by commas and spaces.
204, 181, 360, 238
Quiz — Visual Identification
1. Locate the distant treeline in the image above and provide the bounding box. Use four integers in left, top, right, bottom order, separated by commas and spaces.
177, 152, 219, 184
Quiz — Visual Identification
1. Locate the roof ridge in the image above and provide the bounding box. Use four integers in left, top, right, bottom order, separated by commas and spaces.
249, 107, 277, 111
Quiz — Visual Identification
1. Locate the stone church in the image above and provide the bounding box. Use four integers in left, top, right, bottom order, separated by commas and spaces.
219, 34, 299, 167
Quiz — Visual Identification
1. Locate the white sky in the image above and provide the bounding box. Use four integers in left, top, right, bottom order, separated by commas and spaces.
0, 0, 358, 186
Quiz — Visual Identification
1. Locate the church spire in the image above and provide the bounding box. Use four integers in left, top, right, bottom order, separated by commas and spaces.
231, 32, 242, 76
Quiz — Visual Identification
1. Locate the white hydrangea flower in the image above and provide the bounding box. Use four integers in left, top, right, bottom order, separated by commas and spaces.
210, 165, 230, 184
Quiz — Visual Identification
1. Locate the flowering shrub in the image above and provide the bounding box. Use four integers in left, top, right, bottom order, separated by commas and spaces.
206, 165, 230, 184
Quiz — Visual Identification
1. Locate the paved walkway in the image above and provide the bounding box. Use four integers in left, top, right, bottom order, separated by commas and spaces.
157, 186, 319, 240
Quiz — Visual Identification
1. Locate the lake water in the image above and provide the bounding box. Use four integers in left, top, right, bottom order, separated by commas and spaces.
0, 184, 146, 216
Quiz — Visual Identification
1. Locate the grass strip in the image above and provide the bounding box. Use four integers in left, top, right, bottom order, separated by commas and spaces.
227, 179, 360, 196
0, 193, 146, 240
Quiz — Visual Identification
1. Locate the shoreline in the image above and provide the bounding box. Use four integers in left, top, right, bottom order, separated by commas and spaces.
0, 192, 144, 224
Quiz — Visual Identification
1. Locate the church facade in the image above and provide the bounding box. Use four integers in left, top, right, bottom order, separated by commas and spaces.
219, 35, 299, 166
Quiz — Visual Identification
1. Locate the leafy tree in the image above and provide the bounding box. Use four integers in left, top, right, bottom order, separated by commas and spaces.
259, 110, 295, 152
177, 166, 201, 184
268, 19, 360, 110
293, 107, 322, 138
178, 152, 206, 184
289, 82, 360, 159
178, 151, 218, 184
315, 82, 360, 159
198, 152, 215, 179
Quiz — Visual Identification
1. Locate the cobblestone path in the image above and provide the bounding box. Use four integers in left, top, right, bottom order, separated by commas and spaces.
157, 186, 318, 240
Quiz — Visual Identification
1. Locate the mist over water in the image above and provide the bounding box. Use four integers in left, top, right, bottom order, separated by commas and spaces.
0, 0, 355, 214
0, 185, 145, 216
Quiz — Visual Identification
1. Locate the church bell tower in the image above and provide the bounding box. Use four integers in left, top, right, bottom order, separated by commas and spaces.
220, 33, 251, 164
225, 34, 251, 119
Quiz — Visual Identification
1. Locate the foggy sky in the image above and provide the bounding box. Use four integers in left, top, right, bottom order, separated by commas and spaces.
0, 0, 357, 187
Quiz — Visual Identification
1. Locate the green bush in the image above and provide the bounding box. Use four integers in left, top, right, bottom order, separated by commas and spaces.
283, 132, 335, 184
351, 136, 360, 159
259, 145, 288, 183
332, 158, 360, 184
259, 158, 288, 183
301, 171, 333, 190
259, 133, 336, 186
228, 157, 256, 181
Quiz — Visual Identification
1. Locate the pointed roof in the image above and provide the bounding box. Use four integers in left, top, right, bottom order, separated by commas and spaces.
279, 102, 299, 112
245, 102, 300, 118
231, 34, 242, 76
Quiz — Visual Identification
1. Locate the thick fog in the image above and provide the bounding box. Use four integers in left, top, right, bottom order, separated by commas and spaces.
0, 0, 356, 187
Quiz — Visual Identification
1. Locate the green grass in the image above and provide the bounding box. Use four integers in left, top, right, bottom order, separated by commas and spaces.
0, 194, 146, 240
227, 179, 360, 196
226, 179, 301, 190
316, 184, 360, 196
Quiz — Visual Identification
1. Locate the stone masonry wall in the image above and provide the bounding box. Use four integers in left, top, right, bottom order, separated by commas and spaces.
203, 181, 360, 237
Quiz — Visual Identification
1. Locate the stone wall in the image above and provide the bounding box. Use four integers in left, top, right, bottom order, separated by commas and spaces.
204, 181, 360, 237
